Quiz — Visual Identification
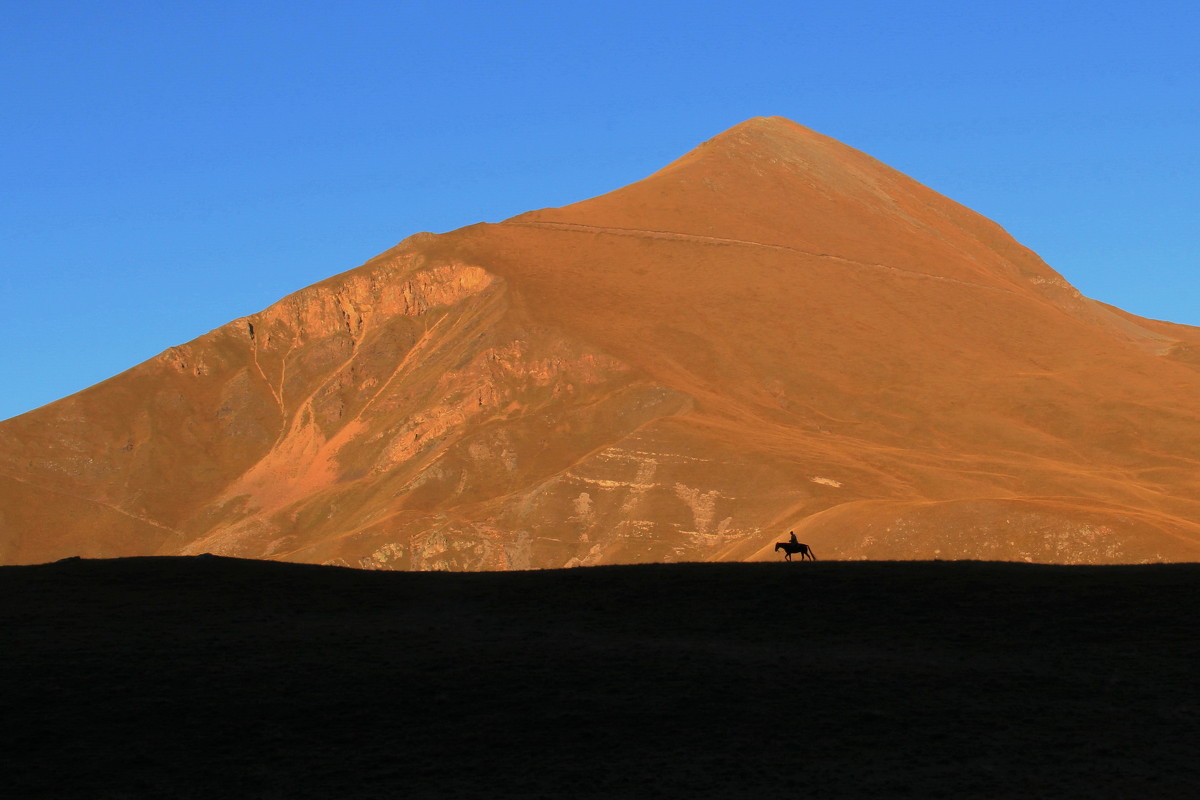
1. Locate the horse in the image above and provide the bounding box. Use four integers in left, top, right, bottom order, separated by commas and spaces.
775, 541, 816, 561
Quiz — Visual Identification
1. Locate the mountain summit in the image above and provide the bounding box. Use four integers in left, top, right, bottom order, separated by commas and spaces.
4, 118, 1200, 567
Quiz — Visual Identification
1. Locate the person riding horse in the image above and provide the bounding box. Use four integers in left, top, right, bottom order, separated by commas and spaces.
776, 531, 816, 561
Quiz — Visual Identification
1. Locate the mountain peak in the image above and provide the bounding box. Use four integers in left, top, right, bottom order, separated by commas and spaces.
694, 115, 821, 153
508, 117, 1035, 291
642, 115, 835, 180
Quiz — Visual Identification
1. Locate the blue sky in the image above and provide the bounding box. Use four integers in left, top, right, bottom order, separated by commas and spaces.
2, 0, 1197, 421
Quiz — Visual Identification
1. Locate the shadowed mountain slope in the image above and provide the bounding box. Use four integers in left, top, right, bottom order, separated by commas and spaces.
3, 117, 1200, 566
4, 556, 1199, 798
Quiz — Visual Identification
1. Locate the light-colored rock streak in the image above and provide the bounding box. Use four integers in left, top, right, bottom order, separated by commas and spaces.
570, 475, 660, 491
619, 459, 658, 516
810, 476, 843, 488
572, 492, 594, 526
673, 483, 723, 536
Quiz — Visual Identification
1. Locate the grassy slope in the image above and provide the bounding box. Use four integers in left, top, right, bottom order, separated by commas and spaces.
2, 556, 1198, 798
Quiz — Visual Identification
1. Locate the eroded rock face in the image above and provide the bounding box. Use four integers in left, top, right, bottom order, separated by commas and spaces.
4, 117, 1200, 566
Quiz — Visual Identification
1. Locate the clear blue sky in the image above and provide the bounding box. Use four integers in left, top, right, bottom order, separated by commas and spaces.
3, 0, 1197, 421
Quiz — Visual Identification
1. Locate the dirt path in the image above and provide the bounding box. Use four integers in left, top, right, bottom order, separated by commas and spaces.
503, 219, 1019, 296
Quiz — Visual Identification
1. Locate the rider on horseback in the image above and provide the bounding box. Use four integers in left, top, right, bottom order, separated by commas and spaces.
776, 531, 816, 561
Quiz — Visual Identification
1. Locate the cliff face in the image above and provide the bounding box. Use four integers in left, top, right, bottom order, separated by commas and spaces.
4, 117, 1200, 567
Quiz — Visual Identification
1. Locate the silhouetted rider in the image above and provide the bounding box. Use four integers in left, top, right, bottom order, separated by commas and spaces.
789, 531, 799, 546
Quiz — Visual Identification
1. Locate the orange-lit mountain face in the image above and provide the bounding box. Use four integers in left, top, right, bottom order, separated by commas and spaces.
4, 117, 1200, 568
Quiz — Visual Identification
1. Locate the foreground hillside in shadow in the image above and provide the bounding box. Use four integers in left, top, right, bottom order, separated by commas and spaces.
3, 556, 1198, 798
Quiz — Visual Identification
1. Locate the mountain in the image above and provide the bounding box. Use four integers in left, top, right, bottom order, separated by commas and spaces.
3, 116, 1200, 567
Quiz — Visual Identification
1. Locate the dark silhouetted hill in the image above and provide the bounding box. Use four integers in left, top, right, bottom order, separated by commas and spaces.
3, 556, 1197, 798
